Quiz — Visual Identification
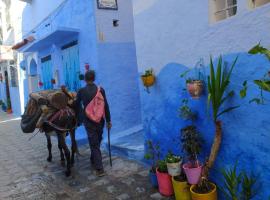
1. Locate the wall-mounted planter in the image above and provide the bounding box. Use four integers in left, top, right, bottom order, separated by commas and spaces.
186, 80, 204, 99
141, 74, 155, 87
190, 182, 217, 200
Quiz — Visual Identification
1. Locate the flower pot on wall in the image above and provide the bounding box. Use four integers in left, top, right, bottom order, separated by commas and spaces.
167, 161, 182, 177
156, 168, 174, 196
190, 182, 217, 200
141, 75, 155, 87
186, 80, 204, 99
149, 170, 158, 188
172, 176, 191, 200
183, 163, 202, 185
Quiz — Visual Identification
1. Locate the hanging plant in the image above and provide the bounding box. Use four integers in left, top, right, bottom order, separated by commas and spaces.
79, 74, 84, 81
180, 59, 206, 99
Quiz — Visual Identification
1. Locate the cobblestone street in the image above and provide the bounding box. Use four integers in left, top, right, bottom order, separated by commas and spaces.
0, 112, 172, 200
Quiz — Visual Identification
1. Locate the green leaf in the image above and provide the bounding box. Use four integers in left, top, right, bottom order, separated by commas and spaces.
217, 106, 240, 118
249, 98, 261, 104
248, 43, 270, 61
254, 80, 270, 92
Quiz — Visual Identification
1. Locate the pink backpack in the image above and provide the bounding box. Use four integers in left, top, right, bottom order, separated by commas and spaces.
85, 87, 105, 123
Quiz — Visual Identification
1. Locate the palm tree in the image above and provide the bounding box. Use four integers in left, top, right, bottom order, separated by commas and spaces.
203, 56, 239, 177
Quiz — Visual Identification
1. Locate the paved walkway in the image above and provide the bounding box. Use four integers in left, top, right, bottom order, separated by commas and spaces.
0, 112, 172, 200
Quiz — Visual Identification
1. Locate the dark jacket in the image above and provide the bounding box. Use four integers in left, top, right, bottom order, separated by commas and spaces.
75, 83, 111, 129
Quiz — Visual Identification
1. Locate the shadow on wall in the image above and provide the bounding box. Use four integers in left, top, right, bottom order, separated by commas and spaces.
142, 52, 270, 199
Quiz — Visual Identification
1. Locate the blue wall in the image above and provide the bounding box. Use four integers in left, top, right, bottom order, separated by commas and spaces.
142, 53, 270, 199
97, 42, 142, 133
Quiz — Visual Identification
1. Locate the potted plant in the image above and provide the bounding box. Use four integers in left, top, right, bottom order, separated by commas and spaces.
219, 163, 259, 200
144, 140, 160, 188
179, 99, 197, 121
190, 178, 217, 200
166, 152, 182, 177
156, 159, 174, 196
172, 171, 191, 200
181, 125, 203, 185
141, 69, 155, 92
203, 56, 239, 178
6, 98, 12, 114
181, 59, 205, 99
0, 100, 3, 105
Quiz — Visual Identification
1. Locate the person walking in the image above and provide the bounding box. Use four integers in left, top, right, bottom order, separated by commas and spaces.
75, 70, 112, 177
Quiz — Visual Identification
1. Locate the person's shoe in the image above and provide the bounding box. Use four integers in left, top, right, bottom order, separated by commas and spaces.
96, 169, 105, 177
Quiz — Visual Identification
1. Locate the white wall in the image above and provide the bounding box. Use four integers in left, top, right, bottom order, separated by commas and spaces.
132, 0, 270, 73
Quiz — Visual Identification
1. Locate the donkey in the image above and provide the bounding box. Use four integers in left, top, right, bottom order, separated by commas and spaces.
22, 95, 78, 177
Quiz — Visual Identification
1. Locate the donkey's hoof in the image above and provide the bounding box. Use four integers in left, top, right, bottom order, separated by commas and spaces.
47, 157, 52, 162
65, 170, 71, 177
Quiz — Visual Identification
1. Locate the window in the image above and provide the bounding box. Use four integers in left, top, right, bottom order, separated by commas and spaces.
249, 0, 270, 8
209, 0, 237, 23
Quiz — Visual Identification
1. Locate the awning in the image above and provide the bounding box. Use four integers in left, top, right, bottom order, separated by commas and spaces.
18, 27, 80, 53
0, 45, 13, 61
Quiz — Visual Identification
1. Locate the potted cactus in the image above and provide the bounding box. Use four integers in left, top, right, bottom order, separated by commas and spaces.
6, 98, 12, 114
181, 125, 203, 185
144, 140, 160, 188
156, 159, 174, 196
172, 171, 191, 200
166, 152, 182, 177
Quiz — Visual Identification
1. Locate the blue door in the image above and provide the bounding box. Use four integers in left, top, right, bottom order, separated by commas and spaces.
62, 43, 80, 91
41, 56, 53, 90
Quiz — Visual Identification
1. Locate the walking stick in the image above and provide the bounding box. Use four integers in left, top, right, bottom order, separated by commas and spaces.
107, 127, 112, 167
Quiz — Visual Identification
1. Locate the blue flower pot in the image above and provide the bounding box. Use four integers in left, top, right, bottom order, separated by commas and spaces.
2, 104, 7, 112
149, 170, 158, 188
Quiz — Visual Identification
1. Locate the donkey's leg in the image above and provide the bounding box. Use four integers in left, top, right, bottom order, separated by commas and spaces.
70, 130, 77, 166
57, 134, 65, 166
45, 132, 52, 162
58, 133, 71, 177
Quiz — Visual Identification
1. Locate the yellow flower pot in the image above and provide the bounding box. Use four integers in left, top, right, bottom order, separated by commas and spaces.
141, 75, 155, 87
172, 177, 191, 200
190, 182, 217, 200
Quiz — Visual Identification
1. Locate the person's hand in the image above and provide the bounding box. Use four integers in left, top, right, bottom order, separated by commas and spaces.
107, 122, 112, 129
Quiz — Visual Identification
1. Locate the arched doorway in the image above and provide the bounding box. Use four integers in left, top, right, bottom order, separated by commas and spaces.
28, 58, 39, 93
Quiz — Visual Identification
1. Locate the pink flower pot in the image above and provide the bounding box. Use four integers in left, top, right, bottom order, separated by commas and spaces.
183, 163, 202, 185
156, 168, 174, 196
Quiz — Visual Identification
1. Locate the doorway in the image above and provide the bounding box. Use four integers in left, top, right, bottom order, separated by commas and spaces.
4, 71, 11, 110
41, 55, 53, 90
61, 41, 80, 91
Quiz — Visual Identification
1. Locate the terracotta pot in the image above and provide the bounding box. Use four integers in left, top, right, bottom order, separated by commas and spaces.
172, 177, 191, 200
141, 75, 155, 87
187, 80, 204, 99
183, 163, 202, 185
190, 182, 217, 200
156, 168, 174, 196
167, 161, 182, 176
